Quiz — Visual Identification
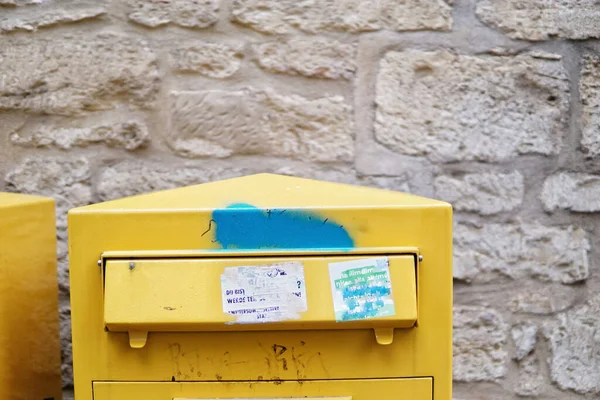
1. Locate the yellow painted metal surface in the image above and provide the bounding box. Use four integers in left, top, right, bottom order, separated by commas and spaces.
93, 378, 433, 400
104, 255, 417, 340
68, 173, 452, 400
0, 193, 62, 400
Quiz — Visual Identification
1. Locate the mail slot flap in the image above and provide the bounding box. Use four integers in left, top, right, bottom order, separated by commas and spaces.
104, 255, 417, 347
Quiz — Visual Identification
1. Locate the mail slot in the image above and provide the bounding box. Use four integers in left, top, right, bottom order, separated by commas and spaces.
0, 193, 62, 400
68, 173, 453, 400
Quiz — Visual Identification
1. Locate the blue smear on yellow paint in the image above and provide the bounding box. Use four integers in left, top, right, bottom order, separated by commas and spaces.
211, 203, 354, 250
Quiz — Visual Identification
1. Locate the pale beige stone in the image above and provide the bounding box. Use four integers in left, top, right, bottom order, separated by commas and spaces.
515, 355, 544, 396
0, 2, 105, 32
170, 42, 243, 78
453, 306, 508, 382
10, 121, 149, 150
375, 50, 569, 162
127, 0, 219, 28
510, 285, 577, 315
434, 171, 523, 215
231, 0, 452, 34
476, 0, 600, 41
544, 293, 600, 393
454, 221, 589, 284
511, 322, 537, 361
0, 34, 159, 115
168, 89, 354, 162
581, 55, 600, 157
253, 38, 356, 80
541, 173, 600, 212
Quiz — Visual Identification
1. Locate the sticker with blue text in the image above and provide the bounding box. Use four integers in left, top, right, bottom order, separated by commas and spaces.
221, 262, 307, 324
329, 257, 395, 322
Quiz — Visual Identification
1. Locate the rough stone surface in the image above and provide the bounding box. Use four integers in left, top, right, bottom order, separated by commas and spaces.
253, 38, 356, 80
231, 0, 452, 34
59, 305, 73, 388
10, 121, 150, 150
375, 50, 569, 162
515, 355, 544, 397
454, 221, 589, 284
168, 89, 354, 162
542, 173, 600, 212
510, 285, 577, 315
96, 160, 417, 202
476, 0, 600, 41
170, 42, 243, 79
581, 55, 600, 157
0, 33, 159, 115
511, 322, 537, 361
453, 306, 508, 382
544, 293, 600, 393
4, 157, 92, 230
127, 0, 219, 28
0, 2, 105, 32
434, 171, 524, 215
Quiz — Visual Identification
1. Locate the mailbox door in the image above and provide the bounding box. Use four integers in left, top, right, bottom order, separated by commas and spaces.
93, 378, 433, 400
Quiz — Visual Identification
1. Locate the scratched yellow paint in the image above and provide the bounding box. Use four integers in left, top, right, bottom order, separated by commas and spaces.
68, 173, 452, 400
0, 193, 62, 400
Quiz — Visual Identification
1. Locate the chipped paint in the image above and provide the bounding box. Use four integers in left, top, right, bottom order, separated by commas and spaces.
211, 203, 354, 250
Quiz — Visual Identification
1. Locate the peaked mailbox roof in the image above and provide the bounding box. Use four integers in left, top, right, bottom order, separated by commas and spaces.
75, 173, 448, 212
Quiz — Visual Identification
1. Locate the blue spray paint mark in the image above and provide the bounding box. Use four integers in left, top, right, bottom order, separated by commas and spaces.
210, 203, 354, 250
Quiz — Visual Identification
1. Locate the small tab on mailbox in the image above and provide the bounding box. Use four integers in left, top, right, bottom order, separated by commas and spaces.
104, 254, 417, 348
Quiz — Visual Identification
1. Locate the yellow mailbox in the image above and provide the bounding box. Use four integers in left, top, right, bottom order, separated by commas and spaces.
0, 193, 62, 400
68, 173, 452, 400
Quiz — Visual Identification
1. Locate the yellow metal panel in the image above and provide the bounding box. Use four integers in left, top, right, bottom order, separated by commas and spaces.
69, 174, 452, 400
93, 378, 433, 400
0, 192, 62, 400
103, 255, 417, 336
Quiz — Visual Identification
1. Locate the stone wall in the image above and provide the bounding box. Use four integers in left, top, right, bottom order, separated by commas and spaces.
1, 0, 599, 399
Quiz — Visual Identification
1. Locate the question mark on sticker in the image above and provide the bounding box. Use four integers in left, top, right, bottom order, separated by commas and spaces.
297, 280, 301, 289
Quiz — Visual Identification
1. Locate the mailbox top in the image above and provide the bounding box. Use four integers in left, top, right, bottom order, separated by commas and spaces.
70, 173, 450, 213
0, 192, 54, 208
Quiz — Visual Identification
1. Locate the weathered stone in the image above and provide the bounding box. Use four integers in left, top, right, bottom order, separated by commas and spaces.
0, 3, 105, 33
4, 157, 92, 230
434, 171, 523, 215
511, 322, 537, 361
476, 0, 600, 41
454, 221, 589, 284
541, 173, 600, 212
453, 306, 508, 382
510, 285, 577, 315
59, 304, 73, 388
168, 89, 354, 162
97, 160, 415, 202
544, 293, 600, 393
127, 0, 219, 28
10, 121, 149, 150
0, 0, 45, 6
515, 355, 543, 397
96, 161, 242, 201
375, 50, 569, 162
170, 42, 243, 78
0, 33, 159, 115
231, 0, 452, 34
581, 55, 600, 157
253, 38, 356, 80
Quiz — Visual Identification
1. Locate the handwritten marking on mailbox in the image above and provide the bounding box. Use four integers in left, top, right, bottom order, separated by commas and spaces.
221, 262, 308, 323
328, 257, 395, 322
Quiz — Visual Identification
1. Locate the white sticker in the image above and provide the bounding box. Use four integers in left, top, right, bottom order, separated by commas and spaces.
221, 262, 307, 324
329, 257, 395, 322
